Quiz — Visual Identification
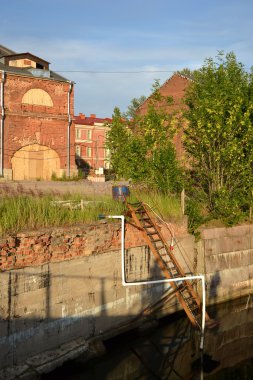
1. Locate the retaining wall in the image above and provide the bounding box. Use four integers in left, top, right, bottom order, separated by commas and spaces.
0, 220, 193, 377
196, 225, 253, 304
0, 221, 252, 378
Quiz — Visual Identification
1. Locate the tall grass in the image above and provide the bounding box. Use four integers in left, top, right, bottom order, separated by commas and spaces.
131, 189, 182, 220
0, 184, 182, 236
0, 194, 125, 236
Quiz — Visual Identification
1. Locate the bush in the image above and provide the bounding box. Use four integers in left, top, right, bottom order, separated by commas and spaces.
211, 188, 245, 226
185, 198, 205, 235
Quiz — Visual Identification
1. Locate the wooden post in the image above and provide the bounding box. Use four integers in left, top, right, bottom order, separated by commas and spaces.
181, 188, 185, 215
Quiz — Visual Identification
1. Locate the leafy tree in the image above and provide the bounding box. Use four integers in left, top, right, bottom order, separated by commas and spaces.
177, 68, 197, 80
184, 51, 253, 221
105, 107, 132, 178
106, 91, 183, 193
123, 95, 147, 119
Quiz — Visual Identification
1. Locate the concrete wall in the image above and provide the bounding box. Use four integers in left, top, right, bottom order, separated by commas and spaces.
0, 222, 252, 376
0, 221, 193, 375
196, 225, 253, 304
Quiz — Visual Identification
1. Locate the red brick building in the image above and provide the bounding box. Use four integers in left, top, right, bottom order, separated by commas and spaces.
0, 44, 76, 180
74, 113, 112, 174
137, 73, 191, 160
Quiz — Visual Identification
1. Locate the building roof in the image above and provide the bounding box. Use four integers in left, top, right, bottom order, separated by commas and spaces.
0, 44, 16, 57
0, 44, 70, 82
74, 114, 112, 126
3, 52, 50, 65
0, 61, 69, 82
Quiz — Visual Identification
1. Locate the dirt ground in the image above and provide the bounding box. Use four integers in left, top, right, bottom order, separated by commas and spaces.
0, 179, 129, 197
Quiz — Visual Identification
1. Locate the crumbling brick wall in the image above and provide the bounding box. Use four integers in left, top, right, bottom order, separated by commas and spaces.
2, 72, 76, 178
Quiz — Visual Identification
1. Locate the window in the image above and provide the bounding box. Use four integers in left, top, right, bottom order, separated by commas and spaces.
22, 89, 53, 107
105, 148, 110, 158
36, 63, 44, 69
76, 128, 81, 140
87, 147, 92, 157
87, 130, 92, 140
75, 145, 81, 157
104, 161, 110, 169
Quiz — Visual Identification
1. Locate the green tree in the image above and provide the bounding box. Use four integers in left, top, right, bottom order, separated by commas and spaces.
123, 95, 147, 119
177, 68, 197, 80
184, 52, 253, 221
105, 107, 132, 178
106, 90, 183, 193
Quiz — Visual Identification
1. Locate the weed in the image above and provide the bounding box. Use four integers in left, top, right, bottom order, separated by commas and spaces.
0, 185, 182, 236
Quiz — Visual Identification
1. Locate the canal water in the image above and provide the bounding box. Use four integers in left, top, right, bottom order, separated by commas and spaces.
44, 296, 253, 379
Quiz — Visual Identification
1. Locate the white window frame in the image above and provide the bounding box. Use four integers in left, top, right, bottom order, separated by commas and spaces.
75, 145, 81, 156
87, 147, 92, 157
87, 130, 92, 141
76, 128, 81, 140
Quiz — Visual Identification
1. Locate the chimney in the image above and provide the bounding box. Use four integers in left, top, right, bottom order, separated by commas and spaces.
90, 113, 96, 118
79, 113, 85, 119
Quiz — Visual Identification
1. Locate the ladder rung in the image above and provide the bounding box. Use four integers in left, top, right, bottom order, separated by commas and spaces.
184, 297, 195, 304
186, 302, 199, 308
167, 265, 178, 271
188, 304, 200, 311
169, 269, 179, 274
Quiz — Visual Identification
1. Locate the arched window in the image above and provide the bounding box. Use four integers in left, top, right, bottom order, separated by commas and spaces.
22, 88, 53, 107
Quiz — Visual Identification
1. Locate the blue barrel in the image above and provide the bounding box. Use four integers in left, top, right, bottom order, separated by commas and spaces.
112, 185, 130, 202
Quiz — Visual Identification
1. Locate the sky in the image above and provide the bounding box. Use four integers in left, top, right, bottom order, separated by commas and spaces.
1, 0, 253, 117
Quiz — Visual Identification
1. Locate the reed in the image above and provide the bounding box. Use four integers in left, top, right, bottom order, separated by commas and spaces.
0, 185, 182, 236
0, 194, 124, 236
131, 189, 182, 220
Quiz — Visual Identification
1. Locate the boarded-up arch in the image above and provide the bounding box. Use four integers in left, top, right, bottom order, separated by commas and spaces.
11, 144, 60, 180
22, 88, 53, 107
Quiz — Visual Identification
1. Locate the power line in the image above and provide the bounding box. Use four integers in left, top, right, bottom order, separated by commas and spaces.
55, 70, 177, 74
53, 67, 253, 74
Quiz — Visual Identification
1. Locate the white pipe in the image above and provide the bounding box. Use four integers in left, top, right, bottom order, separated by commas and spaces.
107, 215, 206, 349
67, 81, 73, 177
0, 70, 5, 177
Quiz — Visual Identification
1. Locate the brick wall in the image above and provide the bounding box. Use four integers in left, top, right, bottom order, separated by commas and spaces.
136, 74, 191, 161
2, 73, 76, 177
0, 221, 188, 272
137, 74, 190, 116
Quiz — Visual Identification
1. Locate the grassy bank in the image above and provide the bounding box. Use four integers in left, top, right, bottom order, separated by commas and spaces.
132, 190, 182, 220
0, 185, 182, 236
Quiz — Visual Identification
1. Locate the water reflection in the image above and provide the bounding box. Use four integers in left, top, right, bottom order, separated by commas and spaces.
44, 296, 253, 379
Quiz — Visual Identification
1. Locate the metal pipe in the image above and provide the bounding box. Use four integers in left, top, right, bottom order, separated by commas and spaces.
67, 81, 73, 177
106, 215, 206, 350
0, 70, 5, 177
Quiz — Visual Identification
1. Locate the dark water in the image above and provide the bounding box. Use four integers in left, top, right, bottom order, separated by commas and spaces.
44, 296, 253, 379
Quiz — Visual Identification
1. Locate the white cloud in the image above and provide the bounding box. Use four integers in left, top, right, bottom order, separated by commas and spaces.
3, 34, 253, 117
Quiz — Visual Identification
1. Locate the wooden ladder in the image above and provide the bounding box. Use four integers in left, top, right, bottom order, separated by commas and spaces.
125, 200, 214, 329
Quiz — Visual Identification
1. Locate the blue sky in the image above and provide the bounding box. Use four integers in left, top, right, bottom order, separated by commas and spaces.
2, 0, 253, 116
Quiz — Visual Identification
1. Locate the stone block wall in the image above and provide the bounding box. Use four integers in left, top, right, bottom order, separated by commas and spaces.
196, 225, 253, 304
2, 220, 253, 374
0, 221, 193, 372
